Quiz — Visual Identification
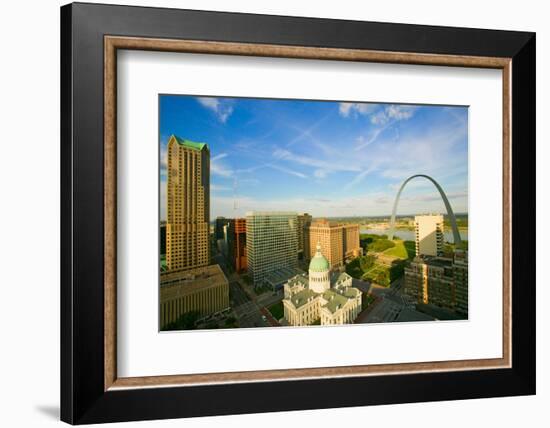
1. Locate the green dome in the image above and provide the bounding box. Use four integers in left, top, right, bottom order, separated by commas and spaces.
309, 243, 330, 272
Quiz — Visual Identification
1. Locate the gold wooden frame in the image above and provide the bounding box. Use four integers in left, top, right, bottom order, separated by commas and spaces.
104, 36, 512, 391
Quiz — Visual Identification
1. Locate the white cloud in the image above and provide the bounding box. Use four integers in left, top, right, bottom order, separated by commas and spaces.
386, 105, 415, 120
338, 102, 377, 118
211, 153, 228, 161
196, 97, 234, 123
354, 126, 388, 150
197, 96, 218, 110
273, 148, 359, 172
210, 161, 233, 178
370, 105, 416, 125
344, 165, 378, 190
211, 184, 232, 192
410, 190, 468, 203
211, 188, 467, 219
370, 110, 389, 125
266, 163, 307, 179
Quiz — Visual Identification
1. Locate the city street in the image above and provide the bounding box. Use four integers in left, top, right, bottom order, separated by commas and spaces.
229, 279, 277, 328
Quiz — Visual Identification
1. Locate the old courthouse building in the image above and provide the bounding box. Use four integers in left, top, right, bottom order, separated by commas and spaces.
283, 243, 362, 326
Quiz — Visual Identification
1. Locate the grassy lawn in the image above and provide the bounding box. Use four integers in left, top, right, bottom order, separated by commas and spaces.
347, 238, 412, 286
268, 301, 284, 320
382, 239, 416, 259
383, 240, 408, 259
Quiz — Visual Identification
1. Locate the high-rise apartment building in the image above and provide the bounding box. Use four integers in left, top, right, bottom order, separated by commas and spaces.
404, 257, 453, 308
166, 135, 210, 271
297, 213, 313, 260
414, 214, 444, 256
246, 212, 298, 287
453, 248, 468, 316
308, 219, 344, 270
404, 249, 468, 315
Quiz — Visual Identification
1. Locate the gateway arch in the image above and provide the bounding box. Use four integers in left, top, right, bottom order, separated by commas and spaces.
388, 174, 462, 245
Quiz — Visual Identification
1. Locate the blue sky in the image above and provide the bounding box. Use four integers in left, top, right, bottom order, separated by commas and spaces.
159, 95, 468, 220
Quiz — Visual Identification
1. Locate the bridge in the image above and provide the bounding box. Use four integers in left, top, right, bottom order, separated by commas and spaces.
388, 174, 462, 245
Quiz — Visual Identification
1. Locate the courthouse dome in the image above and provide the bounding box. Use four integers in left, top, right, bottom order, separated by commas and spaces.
309, 243, 330, 272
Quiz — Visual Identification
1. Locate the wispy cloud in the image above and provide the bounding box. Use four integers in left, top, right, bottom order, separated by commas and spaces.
210, 187, 466, 218
211, 184, 232, 192
266, 163, 308, 179
339, 102, 377, 118
161, 95, 468, 219
287, 113, 331, 146
272, 148, 360, 173
344, 165, 378, 190
211, 153, 228, 162
211, 160, 233, 177
196, 97, 234, 123
403, 190, 468, 203
354, 126, 389, 150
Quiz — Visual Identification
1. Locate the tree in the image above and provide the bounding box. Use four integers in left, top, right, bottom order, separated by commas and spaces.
162, 310, 201, 331
359, 254, 376, 271
368, 239, 395, 253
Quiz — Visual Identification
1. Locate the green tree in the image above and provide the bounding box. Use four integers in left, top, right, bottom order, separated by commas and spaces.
162, 310, 201, 331
359, 254, 376, 271
368, 239, 395, 253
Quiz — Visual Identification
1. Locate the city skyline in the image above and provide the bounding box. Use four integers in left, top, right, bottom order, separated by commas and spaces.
159, 95, 468, 221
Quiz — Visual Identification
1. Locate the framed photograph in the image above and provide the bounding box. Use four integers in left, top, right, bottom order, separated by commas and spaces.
61, 2, 535, 424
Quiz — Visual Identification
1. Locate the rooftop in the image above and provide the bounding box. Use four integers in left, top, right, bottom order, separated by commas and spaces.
291, 288, 318, 308
160, 264, 227, 289
246, 211, 298, 217
331, 271, 352, 286
170, 134, 208, 151
412, 256, 453, 268
322, 290, 349, 314
265, 267, 305, 287
287, 274, 309, 288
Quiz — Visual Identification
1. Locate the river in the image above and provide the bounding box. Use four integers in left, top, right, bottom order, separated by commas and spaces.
360, 228, 468, 243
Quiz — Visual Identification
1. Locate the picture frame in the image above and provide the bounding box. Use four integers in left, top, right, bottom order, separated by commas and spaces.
60, 2, 535, 424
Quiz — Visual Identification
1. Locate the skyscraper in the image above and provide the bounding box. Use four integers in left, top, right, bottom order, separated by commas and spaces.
297, 213, 313, 260
165, 134, 210, 271
343, 223, 362, 261
453, 248, 469, 316
214, 216, 229, 241
226, 218, 247, 273
414, 214, 444, 256
308, 219, 344, 270
246, 212, 298, 287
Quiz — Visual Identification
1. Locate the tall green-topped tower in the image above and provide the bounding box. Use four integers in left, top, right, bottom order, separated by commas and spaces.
166, 134, 210, 271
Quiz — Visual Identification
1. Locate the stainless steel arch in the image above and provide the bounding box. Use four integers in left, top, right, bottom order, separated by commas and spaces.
388, 174, 462, 245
